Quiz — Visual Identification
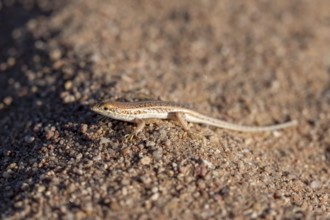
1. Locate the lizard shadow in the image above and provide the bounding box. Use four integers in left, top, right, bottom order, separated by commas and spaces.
0, 2, 114, 216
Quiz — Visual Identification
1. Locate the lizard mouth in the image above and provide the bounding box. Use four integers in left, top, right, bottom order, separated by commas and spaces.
91, 104, 101, 112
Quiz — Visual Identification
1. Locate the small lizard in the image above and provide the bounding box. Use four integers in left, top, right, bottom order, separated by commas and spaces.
91, 100, 297, 133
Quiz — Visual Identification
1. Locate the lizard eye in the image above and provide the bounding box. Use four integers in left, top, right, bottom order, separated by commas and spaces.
103, 107, 108, 111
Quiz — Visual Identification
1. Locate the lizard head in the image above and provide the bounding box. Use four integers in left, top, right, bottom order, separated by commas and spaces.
91, 101, 118, 115
91, 101, 135, 121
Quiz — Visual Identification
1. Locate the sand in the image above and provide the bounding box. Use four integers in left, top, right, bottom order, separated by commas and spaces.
0, 0, 329, 219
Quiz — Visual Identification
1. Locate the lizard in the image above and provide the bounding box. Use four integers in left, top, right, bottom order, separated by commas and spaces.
91, 100, 297, 134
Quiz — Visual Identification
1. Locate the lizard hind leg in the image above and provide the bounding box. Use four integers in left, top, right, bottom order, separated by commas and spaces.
174, 112, 206, 142
174, 112, 190, 131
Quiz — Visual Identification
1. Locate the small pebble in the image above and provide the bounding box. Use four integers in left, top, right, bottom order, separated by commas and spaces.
45, 130, 55, 140
0, 63, 7, 71
50, 49, 62, 61
37, 185, 46, 193
64, 81, 73, 90
140, 156, 152, 165
310, 180, 321, 189
152, 148, 163, 160
62, 94, 75, 103
76, 153, 83, 160
7, 57, 16, 66
8, 163, 17, 169
202, 159, 214, 169
24, 135, 35, 143
146, 141, 155, 147
164, 139, 171, 147
80, 124, 88, 133
100, 137, 111, 145
150, 192, 159, 201
3, 96, 13, 105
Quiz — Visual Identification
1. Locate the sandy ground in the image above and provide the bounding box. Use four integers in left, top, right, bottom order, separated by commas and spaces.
0, 0, 329, 219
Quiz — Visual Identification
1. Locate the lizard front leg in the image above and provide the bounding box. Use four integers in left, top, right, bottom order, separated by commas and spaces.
124, 118, 146, 141
133, 118, 146, 134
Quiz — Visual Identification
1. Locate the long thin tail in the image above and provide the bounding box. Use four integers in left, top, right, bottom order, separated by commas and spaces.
209, 119, 298, 132
187, 113, 298, 132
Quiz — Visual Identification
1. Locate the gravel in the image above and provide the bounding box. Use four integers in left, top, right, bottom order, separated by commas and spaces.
0, 0, 329, 219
